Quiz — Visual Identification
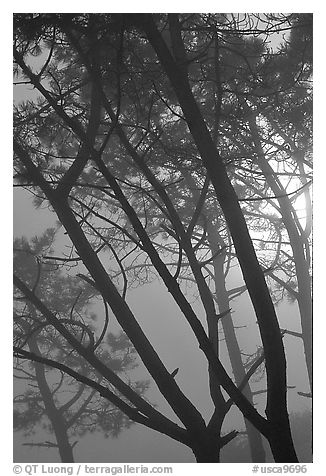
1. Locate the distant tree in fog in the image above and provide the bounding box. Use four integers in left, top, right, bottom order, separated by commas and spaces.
14, 232, 149, 462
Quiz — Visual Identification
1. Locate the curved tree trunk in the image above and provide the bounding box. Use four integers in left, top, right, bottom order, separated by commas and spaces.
248, 114, 312, 392
14, 13, 301, 463
139, 14, 298, 462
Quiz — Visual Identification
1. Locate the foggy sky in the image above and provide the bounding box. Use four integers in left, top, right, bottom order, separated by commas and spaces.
13, 189, 311, 463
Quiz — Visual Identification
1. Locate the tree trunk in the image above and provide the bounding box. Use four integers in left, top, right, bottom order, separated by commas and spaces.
139, 15, 298, 462
183, 168, 266, 463
268, 425, 299, 463
191, 436, 220, 462
248, 115, 312, 392
27, 328, 75, 463
206, 222, 266, 462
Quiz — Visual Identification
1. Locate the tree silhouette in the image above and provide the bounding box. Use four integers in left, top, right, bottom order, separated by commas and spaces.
13, 13, 312, 462
14, 232, 149, 462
